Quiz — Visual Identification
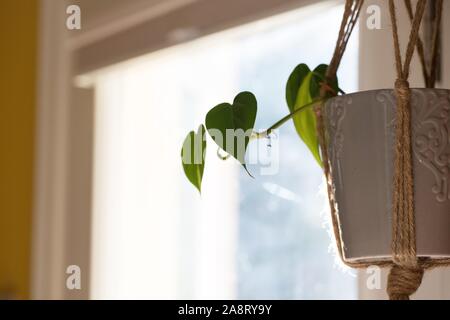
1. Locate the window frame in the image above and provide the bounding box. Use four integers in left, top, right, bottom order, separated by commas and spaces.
34, 0, 450, 300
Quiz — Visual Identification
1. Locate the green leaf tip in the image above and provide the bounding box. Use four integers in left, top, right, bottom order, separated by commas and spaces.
181, 124, 206, 193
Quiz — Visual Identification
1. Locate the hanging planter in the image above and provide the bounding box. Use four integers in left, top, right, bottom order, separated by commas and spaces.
324, 88, 450, 261
180, 0, 449, 300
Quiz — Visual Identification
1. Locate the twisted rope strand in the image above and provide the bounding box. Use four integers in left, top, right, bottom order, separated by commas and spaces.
429, 0, 443, 87
387, 0, 427, 300
404, 0, 429, 86
317, 0, 363, 267
402, 0, 427, 78
404, 0, 443, 88
389, 0, 404, 78
339, 0, 364, 59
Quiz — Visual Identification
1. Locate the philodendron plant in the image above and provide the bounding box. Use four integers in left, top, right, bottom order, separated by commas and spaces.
181, 63, 341, 193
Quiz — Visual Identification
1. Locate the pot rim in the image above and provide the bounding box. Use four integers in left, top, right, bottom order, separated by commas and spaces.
329, 87, 450, 100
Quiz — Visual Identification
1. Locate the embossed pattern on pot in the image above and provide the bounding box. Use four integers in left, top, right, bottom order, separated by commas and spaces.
324, 89, 450, 261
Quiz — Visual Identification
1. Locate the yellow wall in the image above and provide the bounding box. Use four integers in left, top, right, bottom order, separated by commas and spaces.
0, 0, 38, 299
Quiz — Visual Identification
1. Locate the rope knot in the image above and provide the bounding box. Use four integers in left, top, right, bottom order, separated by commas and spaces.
394, 79, 411, 99
387, 264, 424, 300
319, 79, 337, 97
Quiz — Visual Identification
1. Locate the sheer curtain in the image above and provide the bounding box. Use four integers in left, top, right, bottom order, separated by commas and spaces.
91, 44, 239, 299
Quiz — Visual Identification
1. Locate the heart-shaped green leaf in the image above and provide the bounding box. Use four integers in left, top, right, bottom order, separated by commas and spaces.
286, 64, 310, 111
286, 64, 322, 167
205, 92, 257, 172
181, 125, 206, 193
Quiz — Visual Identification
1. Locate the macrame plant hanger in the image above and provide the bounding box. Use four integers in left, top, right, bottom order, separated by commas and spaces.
404, 0, 443, 89
318, 0, 448, 300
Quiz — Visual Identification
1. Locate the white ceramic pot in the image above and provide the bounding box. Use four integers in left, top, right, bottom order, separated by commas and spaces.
324, 88, 450, 262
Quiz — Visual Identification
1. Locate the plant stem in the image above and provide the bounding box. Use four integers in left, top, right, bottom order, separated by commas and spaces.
252, 98, 325, 140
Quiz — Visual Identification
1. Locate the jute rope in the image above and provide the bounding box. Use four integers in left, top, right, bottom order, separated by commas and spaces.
387, 0, 427, 300
316, 0, 450, 300
404, 0, 443, 88
317, 0, 391, 269
428, 0, 443, 88
316, 0, 389, 269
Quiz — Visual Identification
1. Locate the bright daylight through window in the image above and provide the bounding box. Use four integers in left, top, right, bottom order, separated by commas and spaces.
89, 2, 359, 299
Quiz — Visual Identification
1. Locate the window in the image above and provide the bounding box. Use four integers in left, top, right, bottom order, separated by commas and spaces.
89, 2, 359, 299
